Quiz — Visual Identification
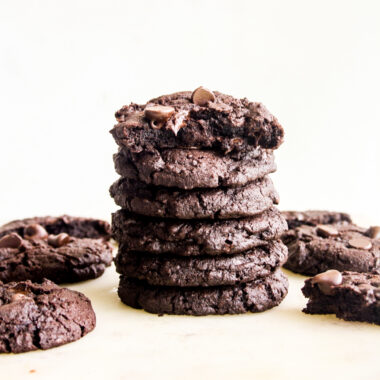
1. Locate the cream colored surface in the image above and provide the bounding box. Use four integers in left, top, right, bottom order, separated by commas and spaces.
1, 263, 379, 380
1, 0, 380, 379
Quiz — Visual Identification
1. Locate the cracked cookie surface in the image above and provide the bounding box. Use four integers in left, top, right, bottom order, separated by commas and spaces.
281, 212, 379, 275
0, 279, 96, 353
115, 240, 288, 287
112, 207, 287, 256
110, 176, 279, 220
113, 147, 276, 190
118, 269, 288, 315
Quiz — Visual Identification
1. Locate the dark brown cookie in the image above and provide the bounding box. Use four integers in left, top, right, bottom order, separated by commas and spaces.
282, 218, 380, 275
282, 210, 352, 230
112, 207, 287, 256
113, 147, 276, 190
111, 89, 284, 154
0, 224, 113, 283
110, 176, 279, 220
0, 215, 111, 240
302, 270, 380, 325
115, 240, 287, 287
0, 279, 96, 353
118, 269, 288, 315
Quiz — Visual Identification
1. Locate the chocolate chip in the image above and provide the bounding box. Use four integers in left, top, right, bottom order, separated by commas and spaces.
316, 225, 339, 238
0, 233, 23, 249
48, 233, 71, 248
312, 269, 342, 295
144, 105, 175, 125
348, 237, 372, 250
24, 224, 48, 241
367, 226, 380, 239
191, 87, 215, 106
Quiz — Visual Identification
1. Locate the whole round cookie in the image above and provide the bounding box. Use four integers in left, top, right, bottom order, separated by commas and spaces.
110, 176, 279, 220
0, 279, 96, 353
115, 240, 288, 287
0, 224, 113, 283
118, 270, 288, 316
113, 147, 276, 190
282, 218, 380, 275
0, 215, 111, 240
112, 207, 287, 256
111, 89, 284, 154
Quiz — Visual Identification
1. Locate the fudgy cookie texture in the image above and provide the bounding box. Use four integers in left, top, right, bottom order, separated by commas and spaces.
111, 89, 284, 154
302, 270, 380, 325
282, 210, 352, 230
0, 279, 96, 353
118, 270, 288, 316
112, 207, 287, 256
0, 215, 111, 240
115, 240, 288, 287
282, 220, 380, 276
0, 225, 113, 283
113, 147, 276, 190
110, 176, 279, 220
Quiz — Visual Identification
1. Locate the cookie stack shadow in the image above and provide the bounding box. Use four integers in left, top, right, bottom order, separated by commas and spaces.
109, 88, 289, 315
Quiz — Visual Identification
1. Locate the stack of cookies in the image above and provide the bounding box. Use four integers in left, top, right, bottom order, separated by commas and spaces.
109, 87, 289, 315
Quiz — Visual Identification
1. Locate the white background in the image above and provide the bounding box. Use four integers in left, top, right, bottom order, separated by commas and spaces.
0, 0, 379, 224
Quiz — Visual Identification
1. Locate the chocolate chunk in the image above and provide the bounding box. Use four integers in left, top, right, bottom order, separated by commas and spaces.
24, 224, 48, 241
368, 226, 380, 240
191, 87, 216, 106
144, 105, 175, 129
316, 225, 339, 237
348, 237, 372, 250
311, 269, 343, 295
0, 233, 22, 249
48, 233, 71, 248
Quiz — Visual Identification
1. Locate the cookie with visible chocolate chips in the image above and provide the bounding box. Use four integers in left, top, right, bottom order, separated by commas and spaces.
110, 176, 279, 220
115, 240, 288, 287
282, 210, 352, 229
112, 207, 287, 256
302, 270, 380, 325
0, 222, 113, 283
113, 147, 276, 190
111, 88, 284, 154
0, 215, 111, 240
0, 279, 96, 353
118, 269, 288, 316
281, 212, 380, 275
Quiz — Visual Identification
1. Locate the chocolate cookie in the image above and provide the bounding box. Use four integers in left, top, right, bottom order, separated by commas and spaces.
112, 207, 287, 256
0, 225, 113, 283
110, 176, 279, 220
111, 88, 284, 154
115, 240, 287, 287
302, 270, 380, 325
282, 210, 352, 230
0, 279, 96, 353
118, 269, 288, 315
0, 215, 111, 240
282, 220, 380, 275
113, 147, 276, 190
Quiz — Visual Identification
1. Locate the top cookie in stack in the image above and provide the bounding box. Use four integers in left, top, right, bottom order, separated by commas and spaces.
110, 87, 288, 315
